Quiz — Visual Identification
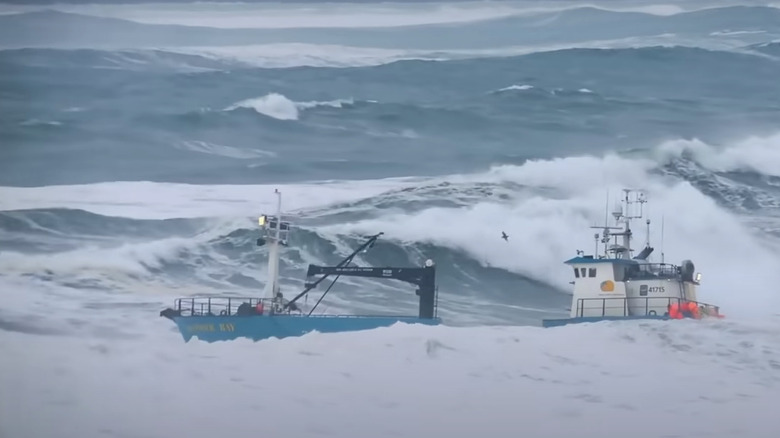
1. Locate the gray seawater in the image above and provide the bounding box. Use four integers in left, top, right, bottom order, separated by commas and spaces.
1, 0, 780, 331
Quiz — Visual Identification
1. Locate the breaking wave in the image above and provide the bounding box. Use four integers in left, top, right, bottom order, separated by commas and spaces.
3, 132, 780, 325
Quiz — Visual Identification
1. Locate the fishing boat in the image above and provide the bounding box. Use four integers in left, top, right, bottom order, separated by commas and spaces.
542, 189, 724, 328
159, 189, 442, 342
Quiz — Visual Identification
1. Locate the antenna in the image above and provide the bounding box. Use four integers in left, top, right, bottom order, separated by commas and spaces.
645, 218, 651, 248
590, 188, 623, 259
660, 214, 665, 264
603, 189, 609, 257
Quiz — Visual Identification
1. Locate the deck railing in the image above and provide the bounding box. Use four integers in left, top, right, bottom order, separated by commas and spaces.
575, 296, 720, 318
173, 297, 277, 317
166, 296, 430, 319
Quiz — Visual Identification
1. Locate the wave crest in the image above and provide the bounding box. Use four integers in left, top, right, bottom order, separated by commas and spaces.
3, 132, 780, 319
223, 92, 356, 120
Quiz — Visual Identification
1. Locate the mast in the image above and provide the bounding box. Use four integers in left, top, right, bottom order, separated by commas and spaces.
589, 189, 647, 259
257, 189, 290, 301
590, 189, 620, 259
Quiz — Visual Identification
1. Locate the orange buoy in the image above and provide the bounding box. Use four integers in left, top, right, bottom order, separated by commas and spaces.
686, 302, 700, 319
669, 302, 681, 319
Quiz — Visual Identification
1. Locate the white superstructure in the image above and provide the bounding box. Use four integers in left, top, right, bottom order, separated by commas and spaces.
565, 189, 702, 318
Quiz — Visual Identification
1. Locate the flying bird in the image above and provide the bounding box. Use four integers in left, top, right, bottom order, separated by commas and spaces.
501, 231, 509, 241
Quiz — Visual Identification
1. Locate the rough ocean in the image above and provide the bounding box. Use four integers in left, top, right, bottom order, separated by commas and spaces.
1, 0, 780, 437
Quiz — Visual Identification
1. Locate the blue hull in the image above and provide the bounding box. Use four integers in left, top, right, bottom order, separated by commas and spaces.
172, 314, 442, 342
542, 315, 670, 328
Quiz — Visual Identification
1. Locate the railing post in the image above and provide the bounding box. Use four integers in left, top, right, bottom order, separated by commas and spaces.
602, 298, 606, 317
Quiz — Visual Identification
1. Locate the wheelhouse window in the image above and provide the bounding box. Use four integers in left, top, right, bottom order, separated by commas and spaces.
588, 268, 597, 277
574, 268, 580, 278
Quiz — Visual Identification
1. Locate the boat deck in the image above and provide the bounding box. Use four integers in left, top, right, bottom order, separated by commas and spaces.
161, 296, 436, 320
543, 296, 722, 328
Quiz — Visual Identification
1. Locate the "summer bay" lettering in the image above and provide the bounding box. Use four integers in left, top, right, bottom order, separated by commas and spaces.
187, 323, 236, 332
